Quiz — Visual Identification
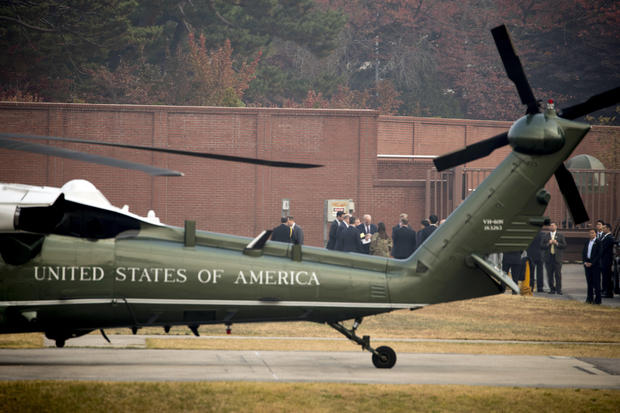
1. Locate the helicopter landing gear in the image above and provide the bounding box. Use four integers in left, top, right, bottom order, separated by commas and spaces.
327, 318, 397, 369
372, 346, 396, 369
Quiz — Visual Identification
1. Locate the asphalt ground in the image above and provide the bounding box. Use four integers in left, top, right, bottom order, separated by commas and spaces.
531, 263, 620, 307
1, 348, 619, 388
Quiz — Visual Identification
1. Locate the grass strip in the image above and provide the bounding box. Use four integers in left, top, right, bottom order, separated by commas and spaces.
0, 334, 43, 349
1, 381, 618, 413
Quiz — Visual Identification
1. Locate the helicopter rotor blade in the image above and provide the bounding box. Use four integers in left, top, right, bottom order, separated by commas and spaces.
433, 132, 508, 172
0, 133, 322, 169
0, 136, 183, 176
491, 25, 539, 115
554, 163, 589, 225
558, 86, 620, 120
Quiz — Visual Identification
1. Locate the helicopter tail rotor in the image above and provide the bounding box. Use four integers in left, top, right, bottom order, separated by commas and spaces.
554, 163, 590, 225
559, 86, 620, 121
491, 24, 539, 115
431, 132, 508, 172
433, 25, 620, 225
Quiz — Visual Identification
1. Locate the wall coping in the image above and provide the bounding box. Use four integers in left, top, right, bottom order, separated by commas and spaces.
0, 101, 379, 117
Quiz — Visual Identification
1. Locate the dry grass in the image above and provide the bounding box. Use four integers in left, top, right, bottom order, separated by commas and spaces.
131, 294, 620, 342
1, 381, 618, 413
0, 334, 43, 348
142, 294, 620, 357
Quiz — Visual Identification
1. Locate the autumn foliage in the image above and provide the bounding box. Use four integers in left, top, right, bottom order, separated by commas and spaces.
186, 33, 261, 107
0, 1, 617, 122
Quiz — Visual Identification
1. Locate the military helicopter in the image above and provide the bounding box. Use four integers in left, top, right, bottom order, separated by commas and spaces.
0, 25, 618, 369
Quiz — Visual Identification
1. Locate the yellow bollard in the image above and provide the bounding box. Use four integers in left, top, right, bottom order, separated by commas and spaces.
520, 257, 533, 296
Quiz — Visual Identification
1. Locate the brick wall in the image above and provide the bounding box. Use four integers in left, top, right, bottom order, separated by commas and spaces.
0, 102, 617, 247
0, 103, 379, 246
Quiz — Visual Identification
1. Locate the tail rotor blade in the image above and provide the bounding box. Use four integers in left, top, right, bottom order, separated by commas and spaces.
433, 132, 508, 171
554, 164, 589, 225
559, 86, 620, 120
491, 25, 539, 114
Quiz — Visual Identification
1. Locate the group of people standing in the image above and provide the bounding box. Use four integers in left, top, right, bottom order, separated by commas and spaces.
503, 220, 616, 304
270, 212, 442, 260
326, 211, 441, 258
582, 220, 616, 304
272, 214, 617, 304
271, 216, 304, 245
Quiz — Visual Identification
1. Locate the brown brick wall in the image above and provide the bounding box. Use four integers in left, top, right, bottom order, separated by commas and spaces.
0, 102, 617, 247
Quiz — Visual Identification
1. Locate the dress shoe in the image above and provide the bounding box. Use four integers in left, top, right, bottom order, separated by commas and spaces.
585, 298, 593, 304
548, 290, 556, 294
556, 291, 562, 295
604, 294, 614, 299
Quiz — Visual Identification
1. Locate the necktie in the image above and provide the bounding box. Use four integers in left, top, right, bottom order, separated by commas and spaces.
550, 233, 555, 254
289, 226, 293, 237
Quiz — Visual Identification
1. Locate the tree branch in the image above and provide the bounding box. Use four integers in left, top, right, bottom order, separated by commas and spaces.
0, 15, 55, 32
209, 0, 235, 27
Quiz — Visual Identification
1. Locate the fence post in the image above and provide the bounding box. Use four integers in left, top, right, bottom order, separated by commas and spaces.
452, 166, 464, 213
425, 168, 431, 219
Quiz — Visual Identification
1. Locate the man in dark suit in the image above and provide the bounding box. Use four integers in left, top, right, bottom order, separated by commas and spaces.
392, 213, 408, 239
335, 213, 350, 251
357, 214, 377, 254
343, 216, 363, 253
540, 222, 567, 294
392, 218, 417, 259
502, 251, 523, 287
287, 216, 304, 245
600, 223, 615, 298
417, 214, 438, 247
595, 219, 605, 240
271, 217, 290, 242
327, 211, 344, 249
416, 219, 430, 247
583, 228, 602, 304
526, 231, 545, 292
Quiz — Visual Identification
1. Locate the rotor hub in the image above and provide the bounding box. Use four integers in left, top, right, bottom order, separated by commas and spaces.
507, 112, 565, 155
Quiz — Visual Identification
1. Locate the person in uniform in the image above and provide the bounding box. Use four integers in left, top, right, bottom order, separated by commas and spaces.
370, 222, 392, 257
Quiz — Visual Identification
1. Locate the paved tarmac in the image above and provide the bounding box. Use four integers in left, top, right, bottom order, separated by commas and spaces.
1, 348, 619, 388
2, 264, 617, 387
532, 263, 620, 307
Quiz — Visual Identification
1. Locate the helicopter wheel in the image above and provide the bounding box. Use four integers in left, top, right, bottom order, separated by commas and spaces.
55, 339, 66, 348
372, 346, 396, 369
